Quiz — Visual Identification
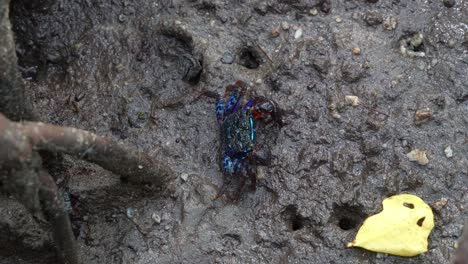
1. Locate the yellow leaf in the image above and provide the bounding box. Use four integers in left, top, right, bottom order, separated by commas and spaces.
347, 194, 434, 257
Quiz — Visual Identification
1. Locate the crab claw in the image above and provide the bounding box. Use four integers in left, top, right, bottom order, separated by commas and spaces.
246, 97, 283, 126
248, 145, 271, 165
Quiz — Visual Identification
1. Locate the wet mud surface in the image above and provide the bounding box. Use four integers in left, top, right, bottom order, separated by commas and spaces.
1, 0, 468, 263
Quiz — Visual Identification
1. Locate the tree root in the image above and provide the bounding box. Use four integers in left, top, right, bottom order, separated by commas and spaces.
0, 113, 175, 263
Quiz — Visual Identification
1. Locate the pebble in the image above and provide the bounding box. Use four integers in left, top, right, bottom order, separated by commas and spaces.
431, 198, 449, 211
281, 21, 290, 30
180, 173, 189, 182
221, 52, 235, 64
271, 26, 281, 38
414, 108, 432, 125
309, 8, 318, 16
383, 17, 397, 31
335, 17, 342, 23
407, 149, 429, 165
364, 11, 383, 27
331, 111, 341, 120
444, 146, 453, 158
126, 208, 136, 218
294, 28, 303, 39
152, 213, 161, 224
352, 47, 361, 55
256, 167, 266, 180
410, 33, 424, 49
115, 64, 125, 72
345, 95, 360, 106
118, 14, 127, 23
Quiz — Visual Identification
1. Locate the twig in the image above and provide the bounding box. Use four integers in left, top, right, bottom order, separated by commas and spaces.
257, 44, 274, 65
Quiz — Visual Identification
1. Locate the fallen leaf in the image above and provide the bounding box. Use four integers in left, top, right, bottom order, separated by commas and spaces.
347, 194, 434, 257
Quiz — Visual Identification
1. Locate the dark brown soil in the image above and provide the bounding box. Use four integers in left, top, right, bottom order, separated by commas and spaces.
1, 0, 467, 263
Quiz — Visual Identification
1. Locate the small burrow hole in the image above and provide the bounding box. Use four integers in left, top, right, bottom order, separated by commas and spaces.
338, 217, 359, 230
403, 202, 415, 209
417, 217, 425, 227
282, 205, 307, 232
332, 203, 367, 231
292, 216, 305, 231
120, 177, 129, 183
237, 47, 262, 69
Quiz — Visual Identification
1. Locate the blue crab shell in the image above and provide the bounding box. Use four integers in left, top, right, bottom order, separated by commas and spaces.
221, 109, 255, 155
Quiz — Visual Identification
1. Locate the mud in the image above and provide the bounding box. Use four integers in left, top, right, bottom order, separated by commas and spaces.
1, 0, 467, 263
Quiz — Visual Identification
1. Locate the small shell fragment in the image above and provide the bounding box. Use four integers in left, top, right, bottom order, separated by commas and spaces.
180, 173, 189, 182
444, 146, 453, 158
271, 26, 281, 38
294, 28, 303, 39
352, 47, 361, 55
407, 149, 429, 165
152, 213, 161, 224
414, 108, 432, 125
309, 8, 318, 16
126, 208, 136, 218
345, 95, 360, 106
383, 17, 397, 31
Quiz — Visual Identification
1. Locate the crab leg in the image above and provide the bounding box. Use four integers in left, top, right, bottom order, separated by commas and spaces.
224, 81, 247, 115
216, 99, 225, 124
222, 156, 245, 175
216, 81, 247, 123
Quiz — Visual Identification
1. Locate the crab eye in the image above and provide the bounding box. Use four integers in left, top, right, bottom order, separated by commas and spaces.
258, 102, 274, 112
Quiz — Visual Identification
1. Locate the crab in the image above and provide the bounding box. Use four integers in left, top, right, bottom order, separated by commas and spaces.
216, 80, 281, 196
